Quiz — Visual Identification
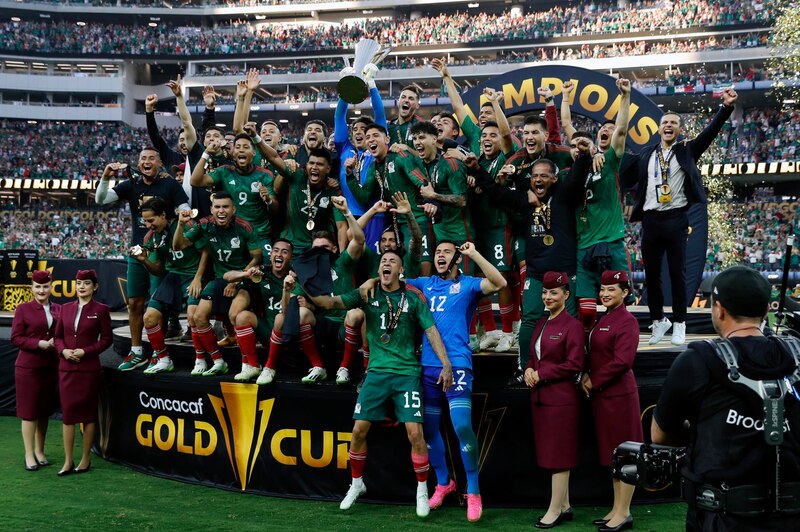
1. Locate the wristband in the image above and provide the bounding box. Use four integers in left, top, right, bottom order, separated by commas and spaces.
544, 96, 554, 103
253, 135, 262, 144
201, 152, 211, 161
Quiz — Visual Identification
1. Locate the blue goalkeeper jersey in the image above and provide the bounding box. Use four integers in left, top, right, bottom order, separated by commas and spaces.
406, 274, 483, 370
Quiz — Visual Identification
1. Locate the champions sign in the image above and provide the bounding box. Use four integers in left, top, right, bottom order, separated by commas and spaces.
460, 65, 663, 149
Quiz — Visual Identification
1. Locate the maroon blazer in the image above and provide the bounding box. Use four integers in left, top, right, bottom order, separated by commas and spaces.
11, 300, 62, 369
588, 305, 640, 397
527, 311, 585, 405
54, 299, 113, 373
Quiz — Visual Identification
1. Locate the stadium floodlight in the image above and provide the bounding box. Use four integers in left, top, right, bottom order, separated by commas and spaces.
148, 23, 157, 27
76, 21, 86, 26
255, 15, 266, 20
784, 99, 797, 104
11, 17, 20, 22
279, 119, 289, 123
468, 2, 480, 8
215, 123, 226, 127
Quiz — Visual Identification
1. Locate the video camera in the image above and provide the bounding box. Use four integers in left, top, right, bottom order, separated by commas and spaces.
612, 441, 686, 491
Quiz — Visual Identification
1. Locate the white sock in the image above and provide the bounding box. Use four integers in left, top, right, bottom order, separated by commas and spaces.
131, 346, 143, 355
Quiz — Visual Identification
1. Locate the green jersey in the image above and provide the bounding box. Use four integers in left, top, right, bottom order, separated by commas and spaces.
362, 247, 421, 280
184, 216, 259, 278
256, 269, 285, 328
388, 116, 422, 146
144, 220, 206, 277
461, 115, 522, 156
209, 165, 275, 242
340, 283, 434, 376
293, 249, 358, 323
471, 151, 513, 228
577, 148, 625, 249
279, 167, 342, 253
422, 156, 473, 243
348, 151, 427, 224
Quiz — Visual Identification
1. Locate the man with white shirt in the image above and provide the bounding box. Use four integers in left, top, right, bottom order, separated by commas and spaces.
622, 87, 738, 346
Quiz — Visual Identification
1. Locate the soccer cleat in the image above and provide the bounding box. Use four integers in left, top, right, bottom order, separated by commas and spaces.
203, 360, 229, 376
494, 333, 514, 353
340, 479, 366, 510
144, 356, 175, 375
648, 318, 672, 345
466, 493, 483, 522
180, 328, 192, 343
336, 367, 350, 386
416, 483, 430, 518
164, 325, 183, 341
429, 479, 456, 509
217, 335, 237, 348
118, 353, 147, 371
479, 329, 502, 351
301, 366, 328, 384
469, 334, 480, 353
506, 367, 525, 387
191, 359, 208, 376
671, 321, 686, 346
256, 367, 276, 385
234, 363, 261, 382
144, 356, 158, 373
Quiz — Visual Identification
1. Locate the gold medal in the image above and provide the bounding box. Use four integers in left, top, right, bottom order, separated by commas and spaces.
380, 333, 391, 344
542, 235, 555, 246
250, 270, 263, 283
306, 220, 315, 231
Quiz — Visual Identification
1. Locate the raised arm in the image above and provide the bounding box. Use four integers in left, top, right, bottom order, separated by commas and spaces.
459, 242, 507, 295
145, 94, 170, 156
690, 88, 737, 160
233, 69, 260, 134
611, 78, 631, 158
173, 210, 194, 250
333, 196, 365, 260
95, 163, 123, 205
485, 88, 513, 154
392, 191, 422, 261
539, 86, 562, 144
431, 58, 469, 123
200, 86, 218, 134
559, 81, 577, 143
166, 75, 197, 151
190, 148, 217, 188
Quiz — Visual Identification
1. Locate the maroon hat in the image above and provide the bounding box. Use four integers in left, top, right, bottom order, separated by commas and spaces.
76, 269, 98, 283
542, 271, 569, 289
32, 270, 52, 284
601, 270, 629, 285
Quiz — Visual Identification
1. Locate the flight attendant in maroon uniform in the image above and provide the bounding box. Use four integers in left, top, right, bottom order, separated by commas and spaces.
581, 270, 641, 532
524, 271, 584, 529
12, 270, 61, 471
53, 269, 112, 476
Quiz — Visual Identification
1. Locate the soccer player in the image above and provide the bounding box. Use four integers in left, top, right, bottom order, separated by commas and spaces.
261, 196, 364, 385
135, 198, 210, 374
362, 241, 506, 521
308, 250, 453, 518
388, 85, 423, 147
173, 192, 262, 376
190, 131, 278, 256
564, 78, 633, 331
96, 149, 189, 372
224, 238, 293, 383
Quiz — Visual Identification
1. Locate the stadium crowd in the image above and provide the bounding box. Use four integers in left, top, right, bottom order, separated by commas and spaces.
0, 0, 774, 55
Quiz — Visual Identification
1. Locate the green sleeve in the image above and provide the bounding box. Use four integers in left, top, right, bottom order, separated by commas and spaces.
604, 147, 622, 171
208, 167, 225, 186
260, 172, 275, 195
184, 221, 202, 243
348, 166, 377, 205
460, 116, 481, 155
339, 288, 363, 310
398, 155, 427, 188
447, 162, 468, 195
246, 226, 261, 251
333, 206, 346, 223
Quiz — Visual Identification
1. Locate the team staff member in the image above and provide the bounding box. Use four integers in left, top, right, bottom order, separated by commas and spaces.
309, 250, 453, 518
622, 87, 738, 346
96, 149, 189, 372
524, 271, 584, 529
582, 271, 642, 532
652, 266, 800, 531
53, 270, 113, 476
471, 141, 592, 377
135, 197, 210, 375
12, 270, 61, 471
174, 192, 262, 376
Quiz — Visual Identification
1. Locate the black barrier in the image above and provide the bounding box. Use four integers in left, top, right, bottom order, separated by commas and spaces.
35, 259, 127, 312
97, 365, 679, 506
0, 340, 17, 415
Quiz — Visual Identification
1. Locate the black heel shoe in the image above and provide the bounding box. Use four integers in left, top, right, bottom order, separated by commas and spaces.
562, 507, 574, 522
75, 463, 92, 474
599, 515, 633, 532
35, 455, 51, 467
57, 462, 75, 477
24, 461, 39, 472
593, 518, 610, 526
535, 511, 566, 529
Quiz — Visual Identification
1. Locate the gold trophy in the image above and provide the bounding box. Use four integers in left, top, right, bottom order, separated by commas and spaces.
337, 39, 391, 104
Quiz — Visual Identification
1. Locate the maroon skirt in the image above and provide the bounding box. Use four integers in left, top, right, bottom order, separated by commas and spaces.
15, 365, 58, 420
592, 391, 644, 466
58, 370, 101, 425
531, 401, 579, 470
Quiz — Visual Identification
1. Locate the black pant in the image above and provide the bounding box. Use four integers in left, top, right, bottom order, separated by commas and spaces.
641, 208, 688, 323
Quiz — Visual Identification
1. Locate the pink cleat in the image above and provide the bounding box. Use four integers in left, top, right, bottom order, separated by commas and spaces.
429, 479, 456, 509
466, 493, 483, 522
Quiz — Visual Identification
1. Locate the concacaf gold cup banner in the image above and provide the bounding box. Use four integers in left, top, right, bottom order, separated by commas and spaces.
95, 367, 678, 505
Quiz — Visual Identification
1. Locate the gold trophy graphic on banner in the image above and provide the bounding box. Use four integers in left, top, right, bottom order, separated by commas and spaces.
337, 39, 391, 104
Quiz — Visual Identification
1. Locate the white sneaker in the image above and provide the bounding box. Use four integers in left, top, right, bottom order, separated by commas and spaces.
511, 320, 521, 347
256, 367, 276, 385
469, 334, 480, 353
416, 482, 430, 518
235, 363, 261, 382
494, 333, 514, 353
203, 360, 229, 376
648, 318, 672, 345
191, 358, 208, 376
479, 329, 502, 351
671, 321, 686, 345
144, 356, 175, 375
340, 478, 366, 510
336, 367, 350, 386
301, 366, 328, 384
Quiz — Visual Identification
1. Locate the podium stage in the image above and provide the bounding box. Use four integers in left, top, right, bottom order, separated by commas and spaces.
95, 307, 712, 506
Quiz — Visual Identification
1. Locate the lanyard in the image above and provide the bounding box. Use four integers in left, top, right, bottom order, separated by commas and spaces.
656, 147, 674, 185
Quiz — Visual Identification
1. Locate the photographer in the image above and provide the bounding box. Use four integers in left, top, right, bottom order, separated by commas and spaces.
651, 266, 800, 531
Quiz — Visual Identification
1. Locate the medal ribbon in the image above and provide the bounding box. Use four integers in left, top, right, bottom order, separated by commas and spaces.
383, 289, 406, 339
656, 147, 673, 185
304, 183, 323, 226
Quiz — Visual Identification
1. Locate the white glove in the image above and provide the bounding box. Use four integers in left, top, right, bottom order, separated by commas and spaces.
339, 66, 356, 79
362, 63, 379, 89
